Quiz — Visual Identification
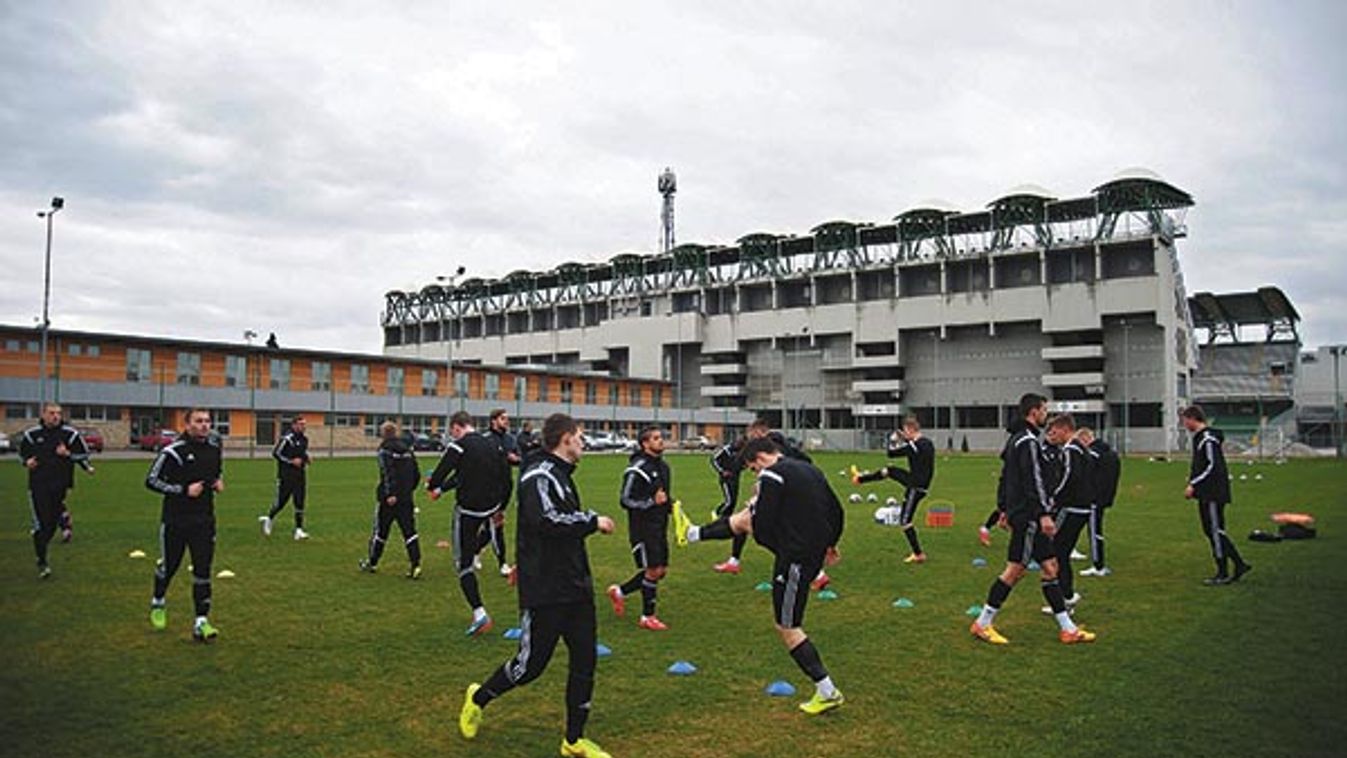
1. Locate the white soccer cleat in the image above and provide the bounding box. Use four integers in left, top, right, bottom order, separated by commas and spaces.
473, 555, 482, 571
259, 516, 273, 537
1070, 549, 1087, 560
293, 528, 309, 541
499, 563, 513, 577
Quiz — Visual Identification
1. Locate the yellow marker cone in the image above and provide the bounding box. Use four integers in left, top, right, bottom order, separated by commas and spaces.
128, 549, 147, 559
216, 569, 236, 579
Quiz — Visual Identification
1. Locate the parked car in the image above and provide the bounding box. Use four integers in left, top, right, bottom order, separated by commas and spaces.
679, 434, 716, 451
0, 430, 11, 454
412, 432, 445, 452
583, 431, 622, 451
137, 429, 177, 451
80, 428, 105, 453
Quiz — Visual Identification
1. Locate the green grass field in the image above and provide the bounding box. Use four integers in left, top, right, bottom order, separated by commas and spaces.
2, 450, 1344, 757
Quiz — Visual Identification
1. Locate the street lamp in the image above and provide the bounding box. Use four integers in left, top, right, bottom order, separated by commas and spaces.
1331, 345, 1344, 459
36, 196, 64, 405
437, 266, 466, 423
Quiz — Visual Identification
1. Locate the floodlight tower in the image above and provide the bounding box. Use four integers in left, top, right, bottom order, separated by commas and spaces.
658, 167, 677, 254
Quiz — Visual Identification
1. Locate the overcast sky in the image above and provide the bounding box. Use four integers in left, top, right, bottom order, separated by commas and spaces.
2, 1, 1344, 354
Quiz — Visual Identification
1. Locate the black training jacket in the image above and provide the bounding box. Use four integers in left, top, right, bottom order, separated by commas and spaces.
1087, 439, 1121, 508
272, 430, 310, 479
999, 420, 1051, 523
620, 451, 672, 511
887, 435, 936, 489
751, 456, 844, 561
146, 433, 224, 524
1188, 426, 1231, 504
20, 423, 92, 491
376, 437, 420, 504
1049, 440, 1092, 511
427, 431, 508, 516
515, 452, 600, 608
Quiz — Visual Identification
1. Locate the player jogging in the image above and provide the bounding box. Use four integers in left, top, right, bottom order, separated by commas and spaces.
260, 415, 311, 540
458, 413, 617, 758
606, 426, 674, 630
19, 403, 93, 576
359, 420, 423, 579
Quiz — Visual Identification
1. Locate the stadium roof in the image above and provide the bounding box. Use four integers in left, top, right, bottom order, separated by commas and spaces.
1187, 286, 1300, 342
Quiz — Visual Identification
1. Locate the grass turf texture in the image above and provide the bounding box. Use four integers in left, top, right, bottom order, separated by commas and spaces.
2, 451, 1344, 757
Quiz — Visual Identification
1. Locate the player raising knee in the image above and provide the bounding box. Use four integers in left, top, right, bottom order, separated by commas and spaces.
851, 415, 935, 564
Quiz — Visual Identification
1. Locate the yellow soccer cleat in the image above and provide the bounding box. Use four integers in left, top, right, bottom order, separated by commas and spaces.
459, 683, 483, 739
798, 690, 845, 715
560, 737, 613, 757
1060, 627, 1097, 645
970, 621, 1009, 645
849, 465, 861, 485
671, 500, 692, 548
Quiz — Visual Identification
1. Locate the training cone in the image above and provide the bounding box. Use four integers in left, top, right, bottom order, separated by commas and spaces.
892, 597, 915, 608
128, 549, 146, 559
216, 569, 235, 579
1027, 561, 1040, 571
817, 589, 839, 600
596, 643, 612, 658
971, 557, 988, 567
765, 680, 796, 697
503, 627, 522, 640
965, 604, 984, 617
755, 581, 772, 592
667, 660, 697, 676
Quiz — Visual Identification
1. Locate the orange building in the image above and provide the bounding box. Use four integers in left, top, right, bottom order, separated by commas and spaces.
0, 325, 741, 451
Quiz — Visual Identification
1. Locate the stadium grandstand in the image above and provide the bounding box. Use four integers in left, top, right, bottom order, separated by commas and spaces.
383, 169, 1205, 453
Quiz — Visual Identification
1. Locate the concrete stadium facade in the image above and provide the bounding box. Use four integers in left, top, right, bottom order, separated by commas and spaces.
383, 170, 1200, 452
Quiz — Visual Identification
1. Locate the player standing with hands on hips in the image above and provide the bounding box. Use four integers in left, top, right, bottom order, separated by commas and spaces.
459, 413, 617, 758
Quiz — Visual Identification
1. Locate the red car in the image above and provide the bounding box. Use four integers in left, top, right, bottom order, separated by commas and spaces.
79, 428, 105, 453
137, 429, 177, 451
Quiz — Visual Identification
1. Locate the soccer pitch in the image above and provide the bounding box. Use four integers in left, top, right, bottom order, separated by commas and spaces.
2, 451, 1344, 757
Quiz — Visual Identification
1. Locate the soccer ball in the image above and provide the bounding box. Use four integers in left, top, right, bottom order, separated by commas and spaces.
866, 493, 879, 503
885, 496, 899, 507
873, 506, 901, 526
848, 493, 863, 504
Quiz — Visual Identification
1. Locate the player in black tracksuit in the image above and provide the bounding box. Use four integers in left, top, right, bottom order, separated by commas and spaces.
606, 427, 673, 629
360, 421, 423, 577
458, 413, 617, 756
682, 436, 846, 715
708, 436, 749, 573
262, 416, 311, 539
428, 411, 509, 635
20, 403, 93, 576
485, 409, 521, 576
1181, 406, 1251, 585
1044, 414, 1091, 606
970, 393, 1096, 645
1076, 428, 1120, 575
146, 409, 224, 641
853, 416, 936, 562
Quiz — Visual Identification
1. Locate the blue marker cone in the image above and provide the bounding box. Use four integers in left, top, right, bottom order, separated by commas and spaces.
503, 627, 523, 640
595, 643, 612, 658
1028, 560, 1041, 571
754, 581, 773, 592
764, 680, 796, 697
667, 660, 697, 676
817, 589, 839, 600
892, 597, 915, 608
965, 604, 984, 617
971, 557, 988, 568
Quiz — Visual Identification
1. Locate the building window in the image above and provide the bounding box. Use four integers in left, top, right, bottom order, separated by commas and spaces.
126, 348, 152, 383
269, 358, 291, 390
326, 413, 361, 427
214, 410, 231, 437
68, 343, 82, 356
515, 376, 527, 402
4, 339, 18, 352
176, 352, 201, 385
536, 377, 549, 402
608, 383, 619, 405
388, 366, 405, 395
422, 369, 438, 396
351, 364, 370, 394
560, 380, 573, 403
6, 404, 37, 420
485, 373, 500, 400
27, 340, 39, 353
652, 386, 663, 407
65, 405, 112, 422
585, 383, 597, 405
88, 344, 100, 357
225, 355, 247, 387
312, 361, 332, 392
629, 385, 641, 406
455, 372, 470, 398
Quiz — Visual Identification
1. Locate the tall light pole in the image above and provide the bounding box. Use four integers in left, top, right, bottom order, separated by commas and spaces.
1121, 318, 1131, 454
36, 196, 64, 405
437, 266, 466, 425
1332, 345, 1343, 459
